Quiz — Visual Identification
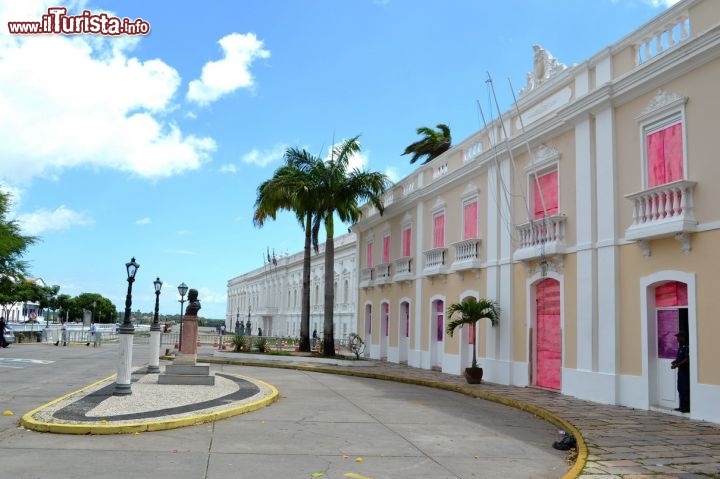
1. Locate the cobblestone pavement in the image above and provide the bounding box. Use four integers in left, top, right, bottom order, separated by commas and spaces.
206, 355, 720, 479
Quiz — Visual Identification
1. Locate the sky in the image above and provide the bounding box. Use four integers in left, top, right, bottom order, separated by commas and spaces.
0, 0, 679, 320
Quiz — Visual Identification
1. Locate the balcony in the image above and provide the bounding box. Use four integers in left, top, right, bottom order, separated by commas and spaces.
450, 239, 482, 272
423, 247, 448, 277
513, 215, 567, 261
392, 256, 413, 282
359, 267, 374, 288
624, 180, 697, 253
374, 262, 392, 285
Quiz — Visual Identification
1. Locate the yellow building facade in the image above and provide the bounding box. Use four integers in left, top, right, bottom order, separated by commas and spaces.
353, 0, 720, 423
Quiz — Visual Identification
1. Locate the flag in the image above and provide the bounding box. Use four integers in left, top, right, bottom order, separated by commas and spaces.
266, 246, 271, 264
272, 248, 277, 266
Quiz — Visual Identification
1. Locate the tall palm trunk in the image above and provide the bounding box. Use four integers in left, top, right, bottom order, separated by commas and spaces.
322, 215, 335, 356
299, 212, 312, 352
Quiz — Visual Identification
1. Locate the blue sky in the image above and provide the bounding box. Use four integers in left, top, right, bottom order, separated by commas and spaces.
0, 0, 677, 319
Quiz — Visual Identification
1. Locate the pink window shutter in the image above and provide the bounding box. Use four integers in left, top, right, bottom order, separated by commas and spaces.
436, 300, 444, 341
655, 281, 688, 307
533, 171, 559, 219
647, 130, 666, 187
664, 123, 683, 183
463, 201, 478, 240
402, 227, 411, 257
366, 243, 373, 268
647, 122, 683, 187
382, 235, 390, 263
433, 214, 445, 248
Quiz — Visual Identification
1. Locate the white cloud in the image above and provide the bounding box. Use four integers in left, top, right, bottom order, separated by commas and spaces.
0, 0, 216, 184
187, 32, 270, 106
384, 167, 400, 183
220, 163, 238, 173
241, 144, 286, 167
16, 205, 93, 235
644, 0, 681, 7
135, 217, 151, 225
324, 142, 368, 172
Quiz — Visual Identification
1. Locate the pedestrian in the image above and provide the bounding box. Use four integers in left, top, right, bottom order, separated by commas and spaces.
0, 317, 9, 348
312, 328, 317, 348
220, 324, 226, 335
671, 330, 690, 413
56, 320, 68, 346
258, 327, 263, 337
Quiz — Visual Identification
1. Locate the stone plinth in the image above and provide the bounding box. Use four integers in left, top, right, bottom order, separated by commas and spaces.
158, 364, 215, 385
158, 315, 215, 385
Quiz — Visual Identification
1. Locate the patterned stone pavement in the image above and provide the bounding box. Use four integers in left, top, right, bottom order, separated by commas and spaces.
206, 354, 720, 479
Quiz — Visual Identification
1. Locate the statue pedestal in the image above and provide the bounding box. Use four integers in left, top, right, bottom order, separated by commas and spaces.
175, 315, 199, 365
158, 315, 215, 385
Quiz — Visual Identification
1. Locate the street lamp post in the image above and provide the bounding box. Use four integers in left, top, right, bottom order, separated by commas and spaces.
114, 257, 139, 396
235, 307, 240, 335
147, 277, 163, 373
177, 282, 188, 351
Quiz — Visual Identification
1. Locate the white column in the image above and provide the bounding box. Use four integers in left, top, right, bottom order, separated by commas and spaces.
485, 163, 500, 362
114, 333, 134, 395
147, 328, 161, 373
575, 116, 596, 373
413, 201, 425, 369
595, 108, 619, 378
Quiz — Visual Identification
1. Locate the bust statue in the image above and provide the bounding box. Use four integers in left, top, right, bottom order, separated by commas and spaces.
185, 288, 201, 316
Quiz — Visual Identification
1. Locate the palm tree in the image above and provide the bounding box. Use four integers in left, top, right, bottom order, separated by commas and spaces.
402, 123, 452, 165
446, 298, 500, 371
253, 149, 322, 352
311, 136, 391, 356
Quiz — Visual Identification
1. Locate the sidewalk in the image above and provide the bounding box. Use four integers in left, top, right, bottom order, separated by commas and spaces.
205, 352, 720, 479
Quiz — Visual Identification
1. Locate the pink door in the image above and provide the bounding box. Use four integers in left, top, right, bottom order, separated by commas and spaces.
536, 278, 561, 390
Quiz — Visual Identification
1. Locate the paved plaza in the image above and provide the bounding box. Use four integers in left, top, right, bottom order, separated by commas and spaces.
1, 343, 719, 478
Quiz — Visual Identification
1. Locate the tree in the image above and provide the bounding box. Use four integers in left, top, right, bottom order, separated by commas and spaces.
0, 187, 36, 279
0, 278, 45, 321
38, 284, 60, 325
254, 148, 322, 352
68, 293, 117, 323
311, 136, 390, 356
446, 298, 500, 370
402, 123, 452, 165
56, 294, 73, 322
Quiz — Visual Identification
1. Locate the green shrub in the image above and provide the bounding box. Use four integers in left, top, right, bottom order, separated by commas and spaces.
253, 337, 269, 353
231, 334, 248, 352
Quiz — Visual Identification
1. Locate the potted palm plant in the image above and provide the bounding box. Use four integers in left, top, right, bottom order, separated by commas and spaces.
446, 297, 500, 384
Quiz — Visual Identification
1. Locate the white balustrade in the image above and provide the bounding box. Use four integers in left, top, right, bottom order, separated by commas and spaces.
450, 239, 482, 271
625, 180, 697, 241
513, 216, 567, 261
359, 267, 374, 288
392, 257, 413, 282
423, 247, 448, 276
635, 13, 689, 65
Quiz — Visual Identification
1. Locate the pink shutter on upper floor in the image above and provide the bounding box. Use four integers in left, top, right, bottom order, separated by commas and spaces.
433, 214, 445, 248
647, 123, 683, 187
463, 201, 478, 240
533, 170, 559, 219
402, 227, 411, 257
366, 242, 373, 268
382, 235, 390, 263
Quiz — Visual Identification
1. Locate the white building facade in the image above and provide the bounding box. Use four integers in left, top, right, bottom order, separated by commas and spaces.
226, 233, 358, 340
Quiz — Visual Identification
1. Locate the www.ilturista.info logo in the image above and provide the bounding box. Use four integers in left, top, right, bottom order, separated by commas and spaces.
7, 7, 150, 35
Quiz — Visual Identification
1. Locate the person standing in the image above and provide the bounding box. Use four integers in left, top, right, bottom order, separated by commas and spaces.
671, 330, 690, 413
56, 320, 68, 346
0, 317, 9, 348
